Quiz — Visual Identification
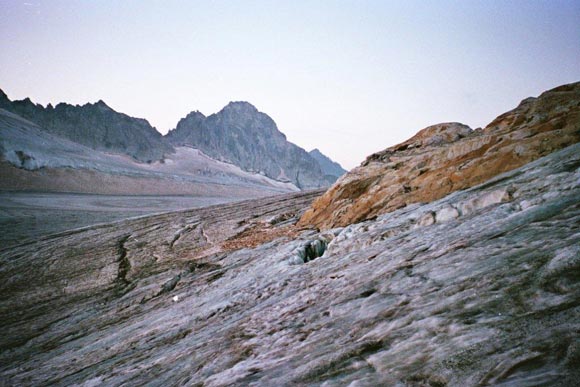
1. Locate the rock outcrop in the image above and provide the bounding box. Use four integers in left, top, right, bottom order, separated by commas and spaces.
166, 102, 332, 189
309, 148, 347, 182
1, 143, 579, 386
299, 82, 580, 229
0, 89, 173, 163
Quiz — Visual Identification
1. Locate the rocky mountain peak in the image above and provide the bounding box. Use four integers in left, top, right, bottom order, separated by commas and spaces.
1, 88, 345, 189
299, 81, 580, 229
166, 102, 335, 189
215, 101, 278, 135
0, 89, 11, 112
180, 110, 206, 125
94, 99, 111, 109
185, 110, 206, 119
221, 100, 259, 113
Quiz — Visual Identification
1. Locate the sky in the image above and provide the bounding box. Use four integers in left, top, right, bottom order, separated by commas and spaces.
1, 1, 579, 169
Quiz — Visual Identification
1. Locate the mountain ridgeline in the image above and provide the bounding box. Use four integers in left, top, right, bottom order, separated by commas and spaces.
166, 102, 342, 188
0, 90, 344, 189
309, 148, 347, 180
0, 90, 172, 163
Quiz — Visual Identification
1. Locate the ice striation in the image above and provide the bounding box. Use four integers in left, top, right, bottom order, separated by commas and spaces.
1, 143, 579, 386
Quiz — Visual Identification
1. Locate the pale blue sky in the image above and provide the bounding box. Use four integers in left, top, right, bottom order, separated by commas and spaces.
1, 1, 579, 168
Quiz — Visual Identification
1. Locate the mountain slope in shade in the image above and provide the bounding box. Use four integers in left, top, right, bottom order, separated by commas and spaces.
0, 90, 342, 189
0, 89, 173, 163
166, 102, 331, 189
309, 148, 346, 180
0, 107, 297, 195
299, 81, 580, 229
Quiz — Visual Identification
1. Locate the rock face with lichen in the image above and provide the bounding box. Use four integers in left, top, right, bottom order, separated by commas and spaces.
298, 82, 580, 229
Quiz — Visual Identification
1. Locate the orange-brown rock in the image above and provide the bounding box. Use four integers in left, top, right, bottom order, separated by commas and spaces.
299, 82, 580, 229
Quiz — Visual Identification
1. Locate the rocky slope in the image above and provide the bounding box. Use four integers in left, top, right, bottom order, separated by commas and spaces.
299, 82, 580, 229
309, 148, 347, 181
0, 108, 297, 195
1, 141, 578, 386
166, 102, 331, 189
0, 89, 173, 163
0, 90, 343, 188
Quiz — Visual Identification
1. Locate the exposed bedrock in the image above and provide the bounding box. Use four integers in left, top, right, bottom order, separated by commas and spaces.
1, 143, 579, 386
299, 82, 580, 229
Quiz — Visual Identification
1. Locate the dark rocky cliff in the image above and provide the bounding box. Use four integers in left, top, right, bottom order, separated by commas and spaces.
0, 89, 173, 163
166, 102, 332, 189
0, 90, 341, 188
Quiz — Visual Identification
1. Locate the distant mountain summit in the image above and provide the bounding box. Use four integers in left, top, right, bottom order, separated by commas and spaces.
167, 101, 334, 189
0, 89, 345, 188
309, 148, 346, 181
0, 89, 172, 162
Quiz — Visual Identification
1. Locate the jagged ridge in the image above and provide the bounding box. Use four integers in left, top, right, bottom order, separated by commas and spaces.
0, 90, 343, 188
166, 101, 333, 189
0, 89, 172, 163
